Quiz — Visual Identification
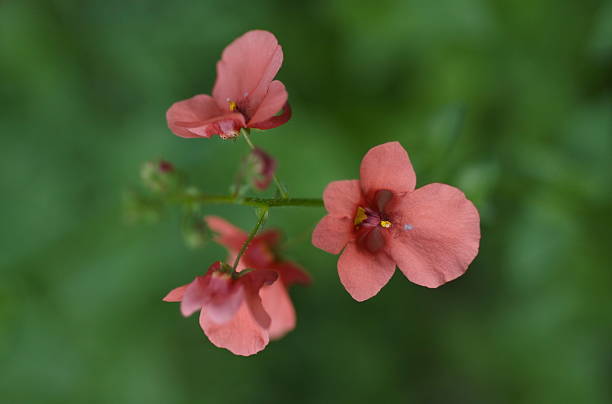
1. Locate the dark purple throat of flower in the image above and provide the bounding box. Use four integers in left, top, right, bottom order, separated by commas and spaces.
218, 97, 253, 139
228, 97, 248, 117
354, 189, 395, 254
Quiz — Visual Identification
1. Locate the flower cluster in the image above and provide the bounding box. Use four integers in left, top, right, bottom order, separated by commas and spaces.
138, 30, 482, 356
164, 217, 309, 356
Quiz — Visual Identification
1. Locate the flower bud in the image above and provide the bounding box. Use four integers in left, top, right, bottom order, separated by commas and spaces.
158, 160, 174, 173
140, 160, 180, 193
248, 148, 276, 191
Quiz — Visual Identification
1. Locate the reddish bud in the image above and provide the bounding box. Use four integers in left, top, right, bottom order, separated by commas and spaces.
158, 160, 174, 172
141, 160, 180, 193
250, 148, 277, 190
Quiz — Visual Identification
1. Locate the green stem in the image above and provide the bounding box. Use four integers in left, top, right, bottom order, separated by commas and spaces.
174, 193, 323, 208
240, 128, 289, 199
231, 207, 268, 272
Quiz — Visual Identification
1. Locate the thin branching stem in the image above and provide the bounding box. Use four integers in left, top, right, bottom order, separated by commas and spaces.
231, 206, 268, 272
173, 193, 323, 208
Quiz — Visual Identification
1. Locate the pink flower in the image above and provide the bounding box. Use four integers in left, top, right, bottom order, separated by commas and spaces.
205, 216, 310, 342
167, 30, 291, 140
312, 142, 480, 301
163, 261, 278, 356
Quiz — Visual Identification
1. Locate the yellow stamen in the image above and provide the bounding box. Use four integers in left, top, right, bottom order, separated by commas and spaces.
228, 100, 237, 111
354, 207, 367, 226
380, 220, 392, 228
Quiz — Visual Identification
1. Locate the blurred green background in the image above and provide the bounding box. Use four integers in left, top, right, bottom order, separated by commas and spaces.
1, 0, 611, 403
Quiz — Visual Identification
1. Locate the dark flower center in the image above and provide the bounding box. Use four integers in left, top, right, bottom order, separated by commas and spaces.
353, 189, 394, 253
227, 96, 252, 121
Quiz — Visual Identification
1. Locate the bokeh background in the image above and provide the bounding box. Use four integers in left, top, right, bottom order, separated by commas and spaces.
1, 1, 611, 403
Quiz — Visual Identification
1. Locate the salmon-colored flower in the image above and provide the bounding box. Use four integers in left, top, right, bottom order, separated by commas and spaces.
312, 142, 480, 301
205, 216, 310, 343
163, 261, 278, 356
167, 30, 291, 140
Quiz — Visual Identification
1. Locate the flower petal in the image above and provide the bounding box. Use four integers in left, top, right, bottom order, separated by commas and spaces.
337, 242, 396, 301
249, 102, 292, 130
180, 276, 208, 317
360, 142, 416, 198
312, 215, 353, 254
245, 289, 271, 329
166, 94, 245, 138
167, 95, 219, 138
323, 180, 363, 218
248, 80, 288, 127
162, 284, 188, 302
213, 30, 283, 116
387, 183, 480, 288
234, 268, 277, 329
206, 284, 245, 324
243, 268, 279, 290
243, 238, 276, 268
182, 113, 246, 138
272, 261, 311, 287
260, 281, 296, 339
255, 229, 281, 247
200, 303, 269, 356
205, 216, 247, 252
